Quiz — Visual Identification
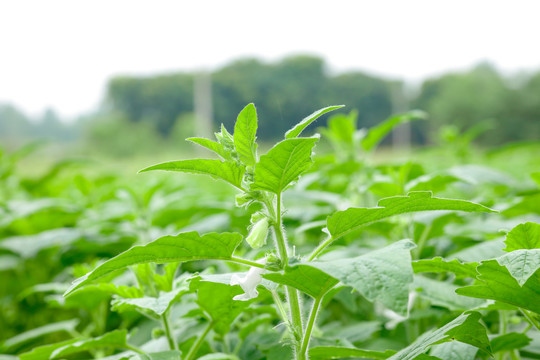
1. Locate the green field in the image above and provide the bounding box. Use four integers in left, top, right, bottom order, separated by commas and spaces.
1, 105, 540, 360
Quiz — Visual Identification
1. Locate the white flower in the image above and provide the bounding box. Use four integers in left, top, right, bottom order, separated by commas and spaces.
231, 258, 266, 301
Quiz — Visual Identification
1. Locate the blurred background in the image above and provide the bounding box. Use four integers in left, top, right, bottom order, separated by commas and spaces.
1, 0, 540, 160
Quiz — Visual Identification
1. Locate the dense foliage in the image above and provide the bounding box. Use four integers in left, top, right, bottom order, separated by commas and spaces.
1, 104, 540, 360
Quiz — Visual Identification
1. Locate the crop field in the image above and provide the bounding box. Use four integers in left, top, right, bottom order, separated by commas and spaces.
1, 104, 540, 360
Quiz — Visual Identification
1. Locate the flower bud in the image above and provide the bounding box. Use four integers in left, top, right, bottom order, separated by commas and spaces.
246, 218, 269, 249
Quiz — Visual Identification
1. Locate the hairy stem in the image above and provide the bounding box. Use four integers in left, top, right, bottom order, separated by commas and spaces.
307, 235, 334, 261
185, 320, 214, 360
229, 256, 267, 269
161, 313, 177, 350
299, 296, 323, 358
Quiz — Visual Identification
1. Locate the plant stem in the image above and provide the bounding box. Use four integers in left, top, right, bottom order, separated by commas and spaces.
265, 192, 304, 353
299, 296, 323, 359
520, 308, 540, 330
161, 313, 177, 350
271, 290, 290, 325
229, 256, 267, 269
185, 320, 214, 360
307, 235, 334, 261
125, 344, 146, 355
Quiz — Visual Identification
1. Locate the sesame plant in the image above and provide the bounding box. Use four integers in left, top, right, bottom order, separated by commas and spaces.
1, 104, 540, 360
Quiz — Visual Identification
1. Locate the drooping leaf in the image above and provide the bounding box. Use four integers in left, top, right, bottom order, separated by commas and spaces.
2, 319, 79, 352
112, 280, 190, 317
50, 330, 128, 359
308, 240, 416, 315
263, 265, 339, 299
139, 159, 245, 190
412, 257, 479, 280
495, 249, 540, 285
456, 259, 540, 314
186, 137, 230, 160
308, 346, 395, 359
413, 275, 485, 311
19, 338, 83, 360
192, 280, 252, 335
234, 103, 258, 165
327, 191, 496, 241
387, 312, 491, 360
251, 136, 319, 194
362, 111, 426, 151
285, 105, 345, 139
504, 222, 540, 251
490, 332, 531, 353
64, 232, 243, 296
429, 342, 478, 360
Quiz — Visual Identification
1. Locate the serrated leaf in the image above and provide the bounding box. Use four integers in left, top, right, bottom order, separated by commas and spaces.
413, 275, 485, 311
327, 191, 496, 240
251, 137, 319, 194
491, 332, 531, 353
429, 342, 478, 360
496, 249, 540, 285
504, 222, 540, 251
64, 232, 243, 296
192, 280, 251, 335
2, 319, 79, 351
139, 159, 245, 190
456, 259, 540, 314
362, 111, 426, 151
186, 137, 230, 160
412, 257, 479, 280
50, 330, 128, 359
388, 312, 491, 360
308, 346, 395, 359
308, 240, 416, 315
285, 105, 345, 139
234, 103, 258, 165
263, 265, 339, 299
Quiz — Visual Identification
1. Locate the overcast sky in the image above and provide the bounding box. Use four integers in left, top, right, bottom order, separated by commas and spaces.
1, 0, 540, 120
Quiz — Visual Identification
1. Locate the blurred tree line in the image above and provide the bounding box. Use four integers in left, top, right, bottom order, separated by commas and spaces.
1, 55, 539, 154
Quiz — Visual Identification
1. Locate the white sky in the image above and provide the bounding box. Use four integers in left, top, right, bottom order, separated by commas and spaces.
1, 0, 540, 120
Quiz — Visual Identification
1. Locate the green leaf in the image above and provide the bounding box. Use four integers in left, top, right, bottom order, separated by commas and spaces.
19, 338, 83, 360
362, 111, 426, 151
197, 353, 240, 360
388, 312, 491, 360
2, 319, 79, 351
327, 191, 496, 240
456, 259, 540, 314
193, 280, 251, 335
64, 232, 243, 296
413, 275, 485, 311
308, 240, 416, 315
504, 222, 540, 251
496, 249, 540, 286
186, 137, 230, 160
251, 136, 319, 194
429, 342, 478, 360
112, 280, 190, 317
50, 330, 128, 359
137, 350, 183, 360
490, 332, 531, 353
234, 103, 258, 165
263, 265, 339, 299
412, 257, 479, 280
285, 105, 345, 139
139, 159, 245, 190
308, 346, 395, 359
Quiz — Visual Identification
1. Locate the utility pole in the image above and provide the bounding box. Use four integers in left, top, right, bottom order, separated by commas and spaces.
193, 71, 213, 141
